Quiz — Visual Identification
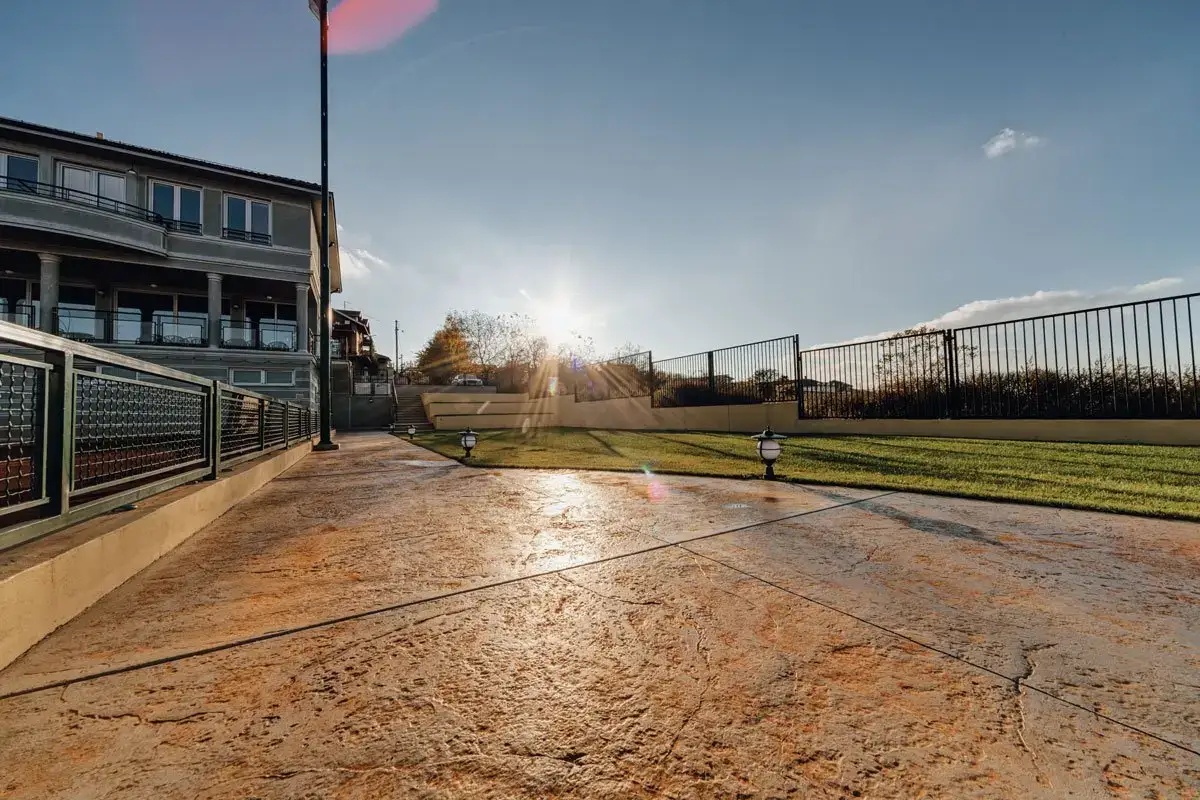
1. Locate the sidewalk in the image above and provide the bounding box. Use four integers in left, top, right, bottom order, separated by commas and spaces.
1, 431, 1196, 798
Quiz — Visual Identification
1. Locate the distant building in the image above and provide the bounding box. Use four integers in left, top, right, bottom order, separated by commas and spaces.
0, 116, 343, 407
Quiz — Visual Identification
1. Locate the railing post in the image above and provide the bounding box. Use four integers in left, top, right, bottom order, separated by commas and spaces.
209, 381, 222, 480
794, 335, 804, 418
707, 351, 716, 395
944, 330, 959, 418
284, 403, 292, 447
43, 350, 74, 516
647, 350, 654, 402
258, 397, 266, 452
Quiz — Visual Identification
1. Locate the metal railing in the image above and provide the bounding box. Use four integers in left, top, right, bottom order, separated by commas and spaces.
950, 294, 1198, 419
0, 306, 37, 329
222, 227, 272, 246
640, 291, 1198, 420
796, 293, 1199, 419
0, 320, 317, 551
54, 309, 208, 347
798, 330, 953, 419
220, 319, 299, 352
0, 176, 166, 227
653, 337, 799, 408
576, 351, 654, 402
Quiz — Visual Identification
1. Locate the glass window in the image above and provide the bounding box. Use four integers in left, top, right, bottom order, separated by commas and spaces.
179, 187, 201, 226
263, 370, 294, 386
226, 196, 246, 231
97, 173, 125, 210
152, 182, 203, 233
250, 201, 269, 234
61, 166, 92, 202
231, 369, 261, 385
177, 294, 207, 314
152, 182, 175, 220
2, 154, 38, 191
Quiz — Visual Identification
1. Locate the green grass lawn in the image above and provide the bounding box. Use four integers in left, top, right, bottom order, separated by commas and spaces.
412, 428, 1200, 521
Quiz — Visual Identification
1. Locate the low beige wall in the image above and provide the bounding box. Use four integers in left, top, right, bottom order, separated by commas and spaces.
433, 412, 557, 431
0, 442, 313, 672
426, 400, 557, 417
780, 418, 1200, 445
439, 393, 1199, 445
421, 391, 527, 411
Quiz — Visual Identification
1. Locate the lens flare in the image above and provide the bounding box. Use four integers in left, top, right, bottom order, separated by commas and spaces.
329, 0, 438, 54
641, 465, 669, 503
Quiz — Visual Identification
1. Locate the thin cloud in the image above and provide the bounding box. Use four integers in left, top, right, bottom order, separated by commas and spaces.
337, 225, 390, 280
982, 128, 1043, 159
812, 277, 1185, 347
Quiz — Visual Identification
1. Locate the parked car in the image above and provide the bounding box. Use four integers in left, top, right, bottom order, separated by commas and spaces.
451, 374, 484, 387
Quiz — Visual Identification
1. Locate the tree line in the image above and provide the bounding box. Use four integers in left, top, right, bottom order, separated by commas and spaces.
411, 310, 642, 391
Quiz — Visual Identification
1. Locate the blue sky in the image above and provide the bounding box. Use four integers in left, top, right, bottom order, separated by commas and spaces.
5, 0, 1200, 361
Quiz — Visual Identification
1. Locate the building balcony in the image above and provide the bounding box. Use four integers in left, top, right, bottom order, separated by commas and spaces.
0, 178, 168, 256
220, 319, 300, 352
49, 309, 304, 353
54, 309, 208, 347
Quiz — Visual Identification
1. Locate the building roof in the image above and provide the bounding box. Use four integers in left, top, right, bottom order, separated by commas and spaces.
0, 116, 323, 195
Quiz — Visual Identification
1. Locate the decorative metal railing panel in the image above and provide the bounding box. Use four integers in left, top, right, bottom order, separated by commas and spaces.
0, 321, 317, 552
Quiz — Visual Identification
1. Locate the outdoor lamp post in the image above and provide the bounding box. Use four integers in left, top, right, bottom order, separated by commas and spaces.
751, 428, 787, 480
308, 0, 338, 451
407, 424, 416, 439
460, 428, 478, 459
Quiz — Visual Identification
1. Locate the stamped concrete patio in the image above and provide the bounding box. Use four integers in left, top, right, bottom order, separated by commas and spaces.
0, 431, 1196, 798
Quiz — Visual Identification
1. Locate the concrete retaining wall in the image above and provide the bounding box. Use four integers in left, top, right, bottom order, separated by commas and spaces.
420, 392, 1200, 445
0, 441, 314, 671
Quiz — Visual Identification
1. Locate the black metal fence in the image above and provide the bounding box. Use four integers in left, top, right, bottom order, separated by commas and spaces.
798, 330, 952, 419
652, 337, 798, 408
0, 321, 317, 551
636, 292, 1198, 420
575, 351, 653, 402
951, 296, 1198, 419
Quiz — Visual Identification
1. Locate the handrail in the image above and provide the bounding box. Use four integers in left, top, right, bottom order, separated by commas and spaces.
0, 319, 318, 551
0, 176, 167, 227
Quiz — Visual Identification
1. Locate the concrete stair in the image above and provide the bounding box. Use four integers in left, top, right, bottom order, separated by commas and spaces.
393, 392, 434, 433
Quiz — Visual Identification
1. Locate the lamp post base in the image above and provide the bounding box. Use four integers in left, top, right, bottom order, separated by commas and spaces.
314, 441, 341, 452
764, 463, 775, 480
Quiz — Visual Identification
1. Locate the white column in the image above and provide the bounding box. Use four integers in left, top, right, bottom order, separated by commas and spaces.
38, 254, 61, 333
206, 273, 222, 348
295, 283, 309, 353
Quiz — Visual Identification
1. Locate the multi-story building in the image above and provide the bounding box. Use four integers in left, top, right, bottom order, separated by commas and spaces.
0, 116, 342, 407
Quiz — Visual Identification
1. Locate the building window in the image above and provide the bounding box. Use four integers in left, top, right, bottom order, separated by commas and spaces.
151, 181, 202, 234
245, 300, 297, 351
0, 152, 39, 193
223, 194, 271, 245
58, 163, 126, 211
230, 369, 294, 387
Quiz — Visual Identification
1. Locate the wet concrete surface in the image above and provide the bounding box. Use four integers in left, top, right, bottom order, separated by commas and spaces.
0, 431, 1196, 798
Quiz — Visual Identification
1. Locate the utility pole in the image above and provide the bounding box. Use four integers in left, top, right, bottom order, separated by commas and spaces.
394, 320, 400, 373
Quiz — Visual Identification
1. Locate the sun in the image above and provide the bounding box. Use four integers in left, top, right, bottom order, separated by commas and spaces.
523, 288, 578, 345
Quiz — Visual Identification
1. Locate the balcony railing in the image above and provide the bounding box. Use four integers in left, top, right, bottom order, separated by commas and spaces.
53, 309, 209, 347
222, 227, 272, 246
0, 306, 37, 329
0, 176, 165, 226
220, 319, 299, 352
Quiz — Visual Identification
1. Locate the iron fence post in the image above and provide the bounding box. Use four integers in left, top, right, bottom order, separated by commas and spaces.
258, 398, 266, 452
794, 336, 805, 418
944, 330, 959, 418
284, 403, 292, 447
43, 350, 73, 515
209, 381, 222, 480
707, 351, 716, 395
647, 350, 654, 402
